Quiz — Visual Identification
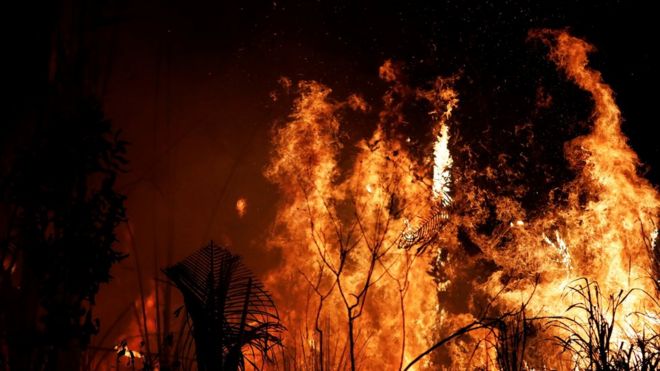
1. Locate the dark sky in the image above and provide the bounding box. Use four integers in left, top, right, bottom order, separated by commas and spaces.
100, 0, 658, 253
5, 0, 658, 352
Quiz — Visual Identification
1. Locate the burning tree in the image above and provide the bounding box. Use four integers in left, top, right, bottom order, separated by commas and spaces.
295, 181, 411, 371
262, 29, 660, 370
263, 65, 458, 369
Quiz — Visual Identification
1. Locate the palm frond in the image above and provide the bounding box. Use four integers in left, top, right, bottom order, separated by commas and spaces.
399, 205, 450, 254
164, 242, 284, 371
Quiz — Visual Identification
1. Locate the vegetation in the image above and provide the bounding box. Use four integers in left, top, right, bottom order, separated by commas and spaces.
164, 242, 284, 371
550, 278, 660, 371
0, 98, 128, 370
399, 277, 660, 371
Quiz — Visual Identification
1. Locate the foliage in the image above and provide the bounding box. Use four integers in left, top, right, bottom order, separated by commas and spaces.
550, 278, 660, 371
164, 242, 284, 371
0, 97, 128, 370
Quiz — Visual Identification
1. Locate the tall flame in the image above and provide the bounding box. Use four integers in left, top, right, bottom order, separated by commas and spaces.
262, 30, 660, 370
264, 63, 459, 369
432, 123, 452, 206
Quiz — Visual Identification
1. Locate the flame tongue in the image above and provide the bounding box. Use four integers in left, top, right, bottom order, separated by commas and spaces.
432, 123, 452, 206
264, 70, 456, 369
530, 29, 660, 290
263, 30, 660, 370
530, 30, 660, 360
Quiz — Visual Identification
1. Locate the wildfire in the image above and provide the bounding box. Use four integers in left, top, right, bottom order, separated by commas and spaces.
262, 29, 660, 370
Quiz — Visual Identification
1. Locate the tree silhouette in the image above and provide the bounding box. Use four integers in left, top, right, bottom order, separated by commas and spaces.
0, 97, 127, 370
164, 242, 283, 371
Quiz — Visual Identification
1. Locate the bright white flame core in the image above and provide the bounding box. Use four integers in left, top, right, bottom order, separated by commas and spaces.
432, 123, 452, 206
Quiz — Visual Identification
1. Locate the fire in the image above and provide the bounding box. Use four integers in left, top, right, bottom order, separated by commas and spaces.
114, 343, 144, 362
432, 123, 452, 206
236, 197, 248, 218
264, 70, 450, 369
263, 29, 660, 370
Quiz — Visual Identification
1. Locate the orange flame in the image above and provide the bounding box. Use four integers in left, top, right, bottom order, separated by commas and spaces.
263, 30, 659, 370
264, 66, 461, 369
236, 197, 248, 218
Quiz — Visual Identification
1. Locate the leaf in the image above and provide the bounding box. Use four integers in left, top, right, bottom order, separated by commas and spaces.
164, 242, 284, 371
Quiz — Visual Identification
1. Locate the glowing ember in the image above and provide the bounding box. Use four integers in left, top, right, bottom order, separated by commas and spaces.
236, 197, 247, 218
114, 342, 144, 364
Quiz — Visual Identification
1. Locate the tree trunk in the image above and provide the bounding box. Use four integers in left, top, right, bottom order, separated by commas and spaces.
348, 315, 356, 371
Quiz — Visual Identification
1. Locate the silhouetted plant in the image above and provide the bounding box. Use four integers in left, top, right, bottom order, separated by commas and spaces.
493, 305, 536, 371
164, 242, 284, 371
403, 282, 541, 371
0, 97, 128, 370
549, 278, 660, 371
402, 310, 533, 371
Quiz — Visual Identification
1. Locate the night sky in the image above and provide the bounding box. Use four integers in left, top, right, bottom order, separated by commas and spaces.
4, 0, 658, 355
